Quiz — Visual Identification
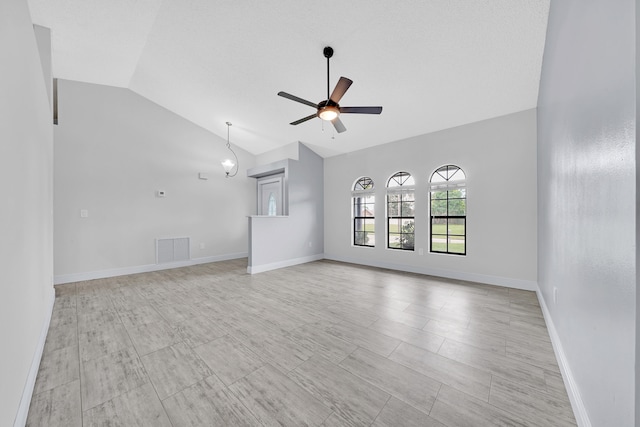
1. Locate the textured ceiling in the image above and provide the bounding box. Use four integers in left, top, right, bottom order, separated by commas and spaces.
28, 0, 550, 157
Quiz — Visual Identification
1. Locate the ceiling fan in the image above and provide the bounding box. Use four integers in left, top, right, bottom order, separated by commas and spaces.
277, 46, 383, 133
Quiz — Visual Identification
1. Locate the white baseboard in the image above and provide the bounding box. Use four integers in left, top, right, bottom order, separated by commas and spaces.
247, 254, 324, 274
536, 290, 591, 427
14, 285, 55, 427
323, 254, 538, 291
53, 252, 248, 285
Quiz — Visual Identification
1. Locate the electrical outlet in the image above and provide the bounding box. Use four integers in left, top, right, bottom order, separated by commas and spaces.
80, 209, 88, 218
308, 241, 313, 248
419, 248, 424, 255
553, 287, 558, 304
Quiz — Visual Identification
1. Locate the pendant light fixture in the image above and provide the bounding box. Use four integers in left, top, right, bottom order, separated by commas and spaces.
221, 121, 238, 178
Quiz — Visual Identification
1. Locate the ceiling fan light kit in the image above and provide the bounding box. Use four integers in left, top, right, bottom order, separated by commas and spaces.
318, 104, 339, 121
277, 46, 382, 133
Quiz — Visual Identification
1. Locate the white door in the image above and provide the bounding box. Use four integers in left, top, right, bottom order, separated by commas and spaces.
257, 175, 283, 216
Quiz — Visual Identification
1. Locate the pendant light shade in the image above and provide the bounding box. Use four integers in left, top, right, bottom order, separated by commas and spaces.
222, 121, 238, 178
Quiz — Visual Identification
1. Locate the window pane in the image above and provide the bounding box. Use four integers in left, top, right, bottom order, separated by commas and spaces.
363, 219, 375, 232
452, 188, 466, 198
431, 190, 447, 200
430, 172, 447, 183
354, 177, 374, 191
267, 193, 277, 216
354, 231, 365, 246
446, 166, 462, 181
400, 219, 415, 250
358, 203, 374, 217
400, 201, 415, 217
448, 199, 466, 216
431, 218, 447, 234
431, 234, 447, 252
400, 191, 415, 203
388, 171, 413, 187
358, 232, 376, 247
388, 218, 401, 233
354, 218, 364, 232
388, 193, 400, 203
448, 218, 465, 236
401, 218, 414, 229
431, 165, 465, 183
364, 204, 375, 216
354, 197, 375, 217
364, 231, 375, 246
448, 235, 465, 254
403, 175, 415, 186
431, 199, 447, 216
388, 234, 401, 248
388, 202, 400, 216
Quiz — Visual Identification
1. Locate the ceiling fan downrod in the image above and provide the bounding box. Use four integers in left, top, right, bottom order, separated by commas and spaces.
324, 46, 334, 101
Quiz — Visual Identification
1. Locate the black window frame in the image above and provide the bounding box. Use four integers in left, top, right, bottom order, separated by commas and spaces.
387, 172, 415, 251
353, 177, 375, 247
429, 165, 466, 256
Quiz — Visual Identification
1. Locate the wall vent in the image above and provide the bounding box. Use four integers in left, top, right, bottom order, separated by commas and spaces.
156, 237, 190, 264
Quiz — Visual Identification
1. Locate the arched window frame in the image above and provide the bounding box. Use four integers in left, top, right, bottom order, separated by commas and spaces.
386, 171, 415, 251
352, 177, 375, 247
429, 165, 466, 255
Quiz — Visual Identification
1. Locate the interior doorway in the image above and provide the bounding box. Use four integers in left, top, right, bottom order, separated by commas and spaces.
257, 174, 284, 216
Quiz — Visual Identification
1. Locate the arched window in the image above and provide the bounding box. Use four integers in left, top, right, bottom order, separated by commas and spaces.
387, 172, 415, 250
430, 165, 466, 255
353, 177, 375, 247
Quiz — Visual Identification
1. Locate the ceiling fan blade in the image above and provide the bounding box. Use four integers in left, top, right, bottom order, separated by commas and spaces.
290, 114, 317, 125
329, 77, 353, 103
332, 117, 346, 133
340, 106, 383, 114
278, 91, 318, 109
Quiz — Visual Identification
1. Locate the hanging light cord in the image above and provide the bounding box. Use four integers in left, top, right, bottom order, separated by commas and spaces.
225, 121, 239, 178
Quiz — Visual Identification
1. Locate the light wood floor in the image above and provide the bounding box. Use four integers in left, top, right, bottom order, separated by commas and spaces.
27, 259, 576, 426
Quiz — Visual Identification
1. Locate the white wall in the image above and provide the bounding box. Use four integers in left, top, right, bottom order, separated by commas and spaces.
255, 141, 300, 164
248, 143, 324, 273
0, 1, 54, 425
324, 109, 537, 289
54, 80, 255, 282
537, 1, 636, 426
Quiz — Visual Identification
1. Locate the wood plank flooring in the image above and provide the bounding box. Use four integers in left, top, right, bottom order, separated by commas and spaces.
27, 259, 576, 426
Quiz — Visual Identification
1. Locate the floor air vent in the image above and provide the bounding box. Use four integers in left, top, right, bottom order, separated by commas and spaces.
156, 237, 190, 264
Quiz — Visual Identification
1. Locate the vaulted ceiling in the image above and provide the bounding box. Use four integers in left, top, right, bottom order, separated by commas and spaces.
28, 0, 550, 157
